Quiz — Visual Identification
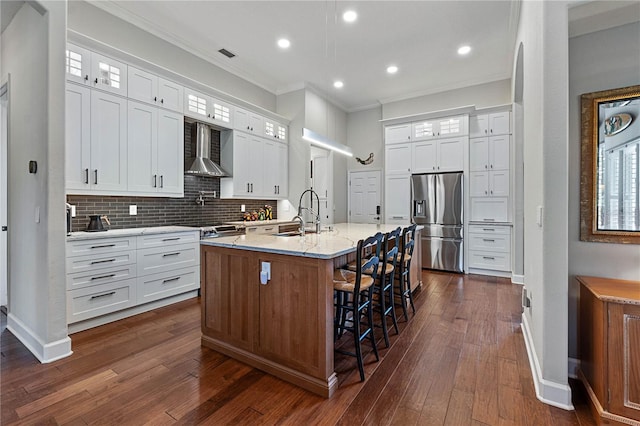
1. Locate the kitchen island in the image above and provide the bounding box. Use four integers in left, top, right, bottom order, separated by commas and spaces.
199, 223, 422, 397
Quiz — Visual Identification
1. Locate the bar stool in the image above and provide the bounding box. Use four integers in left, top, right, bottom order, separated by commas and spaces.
373, 227, 401, 347
395, 224, 417, 321
333, 233, 383, 381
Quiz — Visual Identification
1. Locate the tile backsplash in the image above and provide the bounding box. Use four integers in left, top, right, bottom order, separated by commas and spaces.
67, 123, 277, 231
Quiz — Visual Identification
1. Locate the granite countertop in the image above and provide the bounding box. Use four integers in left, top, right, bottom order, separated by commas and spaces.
67, 226, 200, 241
225, 219, 298, 227
200, 222, 415, 259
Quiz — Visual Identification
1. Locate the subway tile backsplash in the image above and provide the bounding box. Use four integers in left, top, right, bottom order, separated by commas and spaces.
67, 123, 277, 231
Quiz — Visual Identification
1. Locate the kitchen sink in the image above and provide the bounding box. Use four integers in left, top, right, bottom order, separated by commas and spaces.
272, 230, 317, 237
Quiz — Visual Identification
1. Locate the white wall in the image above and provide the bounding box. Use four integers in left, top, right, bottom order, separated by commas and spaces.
346, 107, 383, 172
515, 0, 572, 409
67, 1, 276, 112
382, 79, 511, 120
1, 1, 70, 362
567, 22, 640, 359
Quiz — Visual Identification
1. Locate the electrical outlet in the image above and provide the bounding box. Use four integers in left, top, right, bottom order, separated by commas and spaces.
241, 204, 246, 212
70, 205, 76, 217
129, 205, 137, 215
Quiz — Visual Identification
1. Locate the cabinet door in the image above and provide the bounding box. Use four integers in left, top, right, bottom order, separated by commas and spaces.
91, 52, 127, 96
412, 120, 436, 141
469, 137, 489, 171
90, 91, 128, 192
275, 141, 288, 197
247, 137, 264, 195
127, 100, 157, 193
234, 107, 250, 132
157, 109, 184, 196
66, 43, 91, 85
412, 140, 437, 173
263, 139, 279, 197
184, 89, 208, 120
208, 97, 233, 128
608, 303, 640, 421
470, 172, 489, 197
264, 118, 276, 139
232, 132, 252, 196
248, 113, 263, 135
489, 135, 510, 170
66, 84, 92, 191
490, 170, 510, 197
276, 123, 288, 142
437, 116, 466, 137
385, 143, 412, 174
127, 66, 157, 105
469, 114, 489, 138
385, 174, 411, 221
437, 137, 464, 172
385, 123, 412, 144
489, 112, 510, 135
157, 78, 183, 112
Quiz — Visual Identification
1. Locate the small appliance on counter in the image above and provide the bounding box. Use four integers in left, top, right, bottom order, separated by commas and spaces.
86, 215, 110, 232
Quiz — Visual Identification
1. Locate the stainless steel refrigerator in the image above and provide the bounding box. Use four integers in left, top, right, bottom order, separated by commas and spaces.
411, 172, 464, 273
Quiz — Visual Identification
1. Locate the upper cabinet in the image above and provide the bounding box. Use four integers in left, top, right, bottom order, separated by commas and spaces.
184, 89, 233, 129
470, 112, 511, 138
234, 107, 264, 136
411, 116, 468, 141
66, 43, 92, 86
264, 118, 288, 142
128, 66, 183, 113
66, 43, 127, 97
385, 123, 412, 144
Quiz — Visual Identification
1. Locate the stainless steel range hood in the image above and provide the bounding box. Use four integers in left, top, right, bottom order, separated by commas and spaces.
185, 122, 230, 177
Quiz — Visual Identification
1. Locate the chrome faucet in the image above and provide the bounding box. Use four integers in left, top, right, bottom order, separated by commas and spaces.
291, 214, 306, 236
297, 189, 321, 233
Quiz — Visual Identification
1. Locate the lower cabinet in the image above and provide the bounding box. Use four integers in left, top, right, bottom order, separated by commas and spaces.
66, 230, 200, 329
385, 174, 411, 224
578, 276, 640, 425
468, 224, 511, 274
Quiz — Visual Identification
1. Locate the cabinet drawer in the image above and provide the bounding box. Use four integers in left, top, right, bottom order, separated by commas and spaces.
468, 233, 510, 252
137, 266, 199, 305
137, 243, 199, 276
66, 264, 137, 291
67, 236, 136, 257
470, 198, 509, 222
66, 250, 136, 275
468, 251, 511, 271
245, 225, 278, 235
67, 279, 136, 323
136, 231, 199, 249
468, 224, 511, 235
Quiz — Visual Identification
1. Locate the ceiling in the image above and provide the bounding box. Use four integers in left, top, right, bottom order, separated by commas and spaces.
93, 1, 520, 112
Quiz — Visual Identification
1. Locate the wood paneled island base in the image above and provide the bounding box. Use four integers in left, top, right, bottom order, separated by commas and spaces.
199, 223, 422, 397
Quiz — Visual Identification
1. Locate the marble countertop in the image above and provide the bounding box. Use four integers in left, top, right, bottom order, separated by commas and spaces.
67, 226, 200, 241
225, 219, 298, 227
200, 222, 415, 259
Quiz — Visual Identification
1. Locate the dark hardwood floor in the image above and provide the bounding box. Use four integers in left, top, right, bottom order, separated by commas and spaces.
1, 271, 595, 425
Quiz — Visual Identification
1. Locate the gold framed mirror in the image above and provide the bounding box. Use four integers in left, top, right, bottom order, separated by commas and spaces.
580, 85, 640, 243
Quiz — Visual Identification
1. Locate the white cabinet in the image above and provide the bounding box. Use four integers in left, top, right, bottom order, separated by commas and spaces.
90, 52, 127, 96
66, 84, 92, 191
184, 89, 232, 129
89, 90, 128, 193
264, 139, 288, 197
128, 66, 183, 112
127, 101, 184, 197
412, 137, 464, 173
208, 97, 233, 128
412, 140, 437, 173
412, 120, 438, 141
470, 135, 510, 172
468, 224, 511, 273
385, 123, 412, 144
66, 43, 92, 85
386, 143, 412, 174
263, 118, 288, 142
234, 107, 264, 136
469, 170, 510, 197
385, 174, 411, 223
276, 123, 288, 142
470, 112, 511, 137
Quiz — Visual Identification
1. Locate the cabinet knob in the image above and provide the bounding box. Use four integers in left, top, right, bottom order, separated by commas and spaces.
490, 190, 493, 194
490, 129, 493, 133
407, 136, 410, 139
485, 165, 488, 169
154, 96, 157, 102
485, 191, 488, 195
490, 164, 493, 168
94, 78, 98, 84
160, 99, 164, 104
485, 129, 487, 134
84, 75, 89, 81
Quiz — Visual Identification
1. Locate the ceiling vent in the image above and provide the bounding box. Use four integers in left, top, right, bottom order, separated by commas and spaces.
218, 48, 236, 58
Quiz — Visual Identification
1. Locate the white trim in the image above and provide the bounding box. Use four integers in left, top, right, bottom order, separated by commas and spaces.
568, 357, 580, 379
521, 313, 574, 410
468, 268, 512, 279
511, 274, 525, 285
380, 105, 476, 125
6, 314, 72, 363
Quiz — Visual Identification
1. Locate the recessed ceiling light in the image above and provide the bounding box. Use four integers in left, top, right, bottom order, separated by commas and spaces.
333, 80, 344, 89
277, 38, 291, 49
457, 45, 471, 55
342, 10, 357, 23
387, 65, 398, 74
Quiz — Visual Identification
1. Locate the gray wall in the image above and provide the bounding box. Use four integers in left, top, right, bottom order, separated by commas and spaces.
346, 107, 383, 172
67, 1, 276, 112
1, 1, 69, 359
567, 22, 640, 358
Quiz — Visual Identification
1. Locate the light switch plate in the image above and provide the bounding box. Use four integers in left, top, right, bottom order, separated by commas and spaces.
129, 205, 137, 215
536, 206, 543, 227
241, 204, 246, 212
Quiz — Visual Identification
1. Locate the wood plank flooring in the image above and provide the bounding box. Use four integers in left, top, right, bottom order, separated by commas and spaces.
1, 271, 596, 425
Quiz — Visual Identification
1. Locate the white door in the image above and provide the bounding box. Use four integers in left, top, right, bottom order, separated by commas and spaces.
412, 140, 437, 173
156, 109, 183, 195
1, 84, 7, 308
437, 137, 464, 172
385, 143, 412, 174
127, 100, 157, 193
349, 170, 381, 224
489, 135, 510, 170
91, 91, 128, 192
65, 84, 91, 191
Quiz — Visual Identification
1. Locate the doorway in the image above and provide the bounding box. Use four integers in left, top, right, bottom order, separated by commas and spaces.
310, 146, 333, 225
1, 82, 8, 310
348, 170, 382, 224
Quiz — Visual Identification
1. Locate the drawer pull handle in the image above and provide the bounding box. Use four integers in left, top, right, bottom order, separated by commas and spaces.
162, 237, 180, 242
483, 219, 495, 222
90, 291, 115, 300
90, 259, 116, 265
264, 227, 274, 231
91, 273, 116, 281
482, 228, 495, 231
162, 252, 181, 257
482, 239, 495, 242
392, 216, 404, 219
482, 256, 495, 260
162, 277, 180, 284
90, 244, 116, 249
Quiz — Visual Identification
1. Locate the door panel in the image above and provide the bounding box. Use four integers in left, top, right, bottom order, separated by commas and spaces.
157, 110, 184, 195
127, 101, 156, 193
66, 84, 91, 191
436, 173, 463, 225
90, 91, 127, 192
349, 170, 381, 224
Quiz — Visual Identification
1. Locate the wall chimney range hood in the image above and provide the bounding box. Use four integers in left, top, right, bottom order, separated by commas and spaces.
185, 122, 230, 177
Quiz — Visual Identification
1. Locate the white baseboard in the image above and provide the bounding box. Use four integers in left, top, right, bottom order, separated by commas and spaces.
511, 274, 524, 285
7, 313, 72, 363
521, 313, 574, 410
568, 357, 580, 379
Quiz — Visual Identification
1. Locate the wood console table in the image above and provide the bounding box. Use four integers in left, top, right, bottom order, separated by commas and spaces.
577, 275, 640, 426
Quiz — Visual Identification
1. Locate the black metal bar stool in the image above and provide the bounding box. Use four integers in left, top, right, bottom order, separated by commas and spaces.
395, 224, 417, 321
373, 227, 401, 347
333, 232, 383, 381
